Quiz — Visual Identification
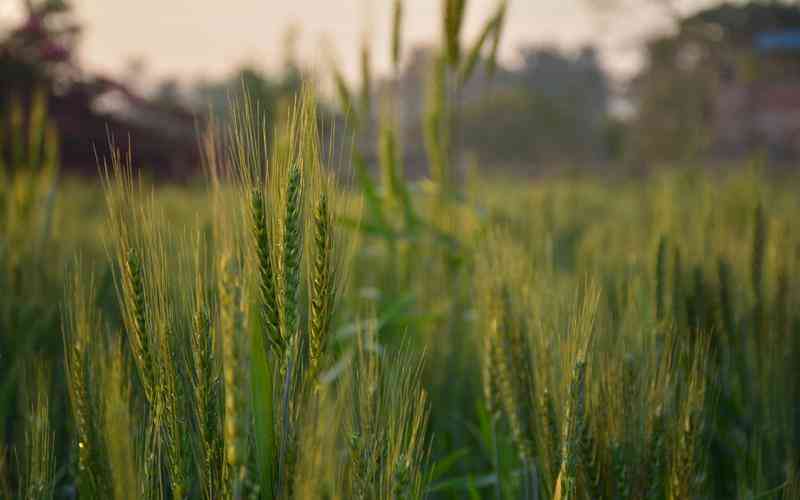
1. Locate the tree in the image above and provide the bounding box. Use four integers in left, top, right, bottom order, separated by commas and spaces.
0, 0, 81, 93
631, 2, 800, 162
460, 46, 611, 167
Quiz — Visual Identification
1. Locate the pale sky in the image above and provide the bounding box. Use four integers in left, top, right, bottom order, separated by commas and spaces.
1, 0, 715, 86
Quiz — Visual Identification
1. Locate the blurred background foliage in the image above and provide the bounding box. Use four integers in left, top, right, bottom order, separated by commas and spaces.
7, 0, 800, 181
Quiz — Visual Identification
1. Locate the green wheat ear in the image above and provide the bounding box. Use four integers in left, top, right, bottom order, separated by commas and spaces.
360, 41, 372, 121
250, 188, 282, 352
559, 359, 587, 500
491, 291, 533, 464
423, 52, 449, 192
123, 247, 154, 401
379, 118, 412, 220
102, 339, 138, 500
486, 0, 507, 78
541, 389, 561, 480
611, 440, 629, 499
308, 191, 333, 378
443, 0, 466, 67
481, 326, 500, 417
189, 244, 221, 500
717, 256, 735, 340
63, 263, 109, 498
281, 162, 303, 344
460, 0, 506, 84
752, 202, 767, 340
647, 407, 666, 500
332, 66, 358, 131
672, 246, 684, 327
391, 0, 404, 71
580, 405, 601, 498
19, 366, 55, 500
752, 202, 766, 300
219, 251, 247, 497
655, 235, 668, 321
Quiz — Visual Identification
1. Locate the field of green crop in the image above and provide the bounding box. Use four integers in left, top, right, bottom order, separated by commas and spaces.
3, 2, 800, 499
3, 88, 800, 499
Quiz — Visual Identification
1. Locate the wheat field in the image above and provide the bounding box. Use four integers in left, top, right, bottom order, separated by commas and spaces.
2, 1, 800, 499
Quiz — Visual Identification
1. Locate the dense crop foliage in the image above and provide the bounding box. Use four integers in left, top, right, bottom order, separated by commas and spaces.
2, 99, 800, 500
2, 1, 800, 499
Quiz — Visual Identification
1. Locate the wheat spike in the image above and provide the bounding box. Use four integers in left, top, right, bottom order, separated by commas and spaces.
308, 191, 333, 377
281, 163, 303, 344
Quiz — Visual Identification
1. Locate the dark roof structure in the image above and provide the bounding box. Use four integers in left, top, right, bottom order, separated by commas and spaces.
1, 1, 201, 179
